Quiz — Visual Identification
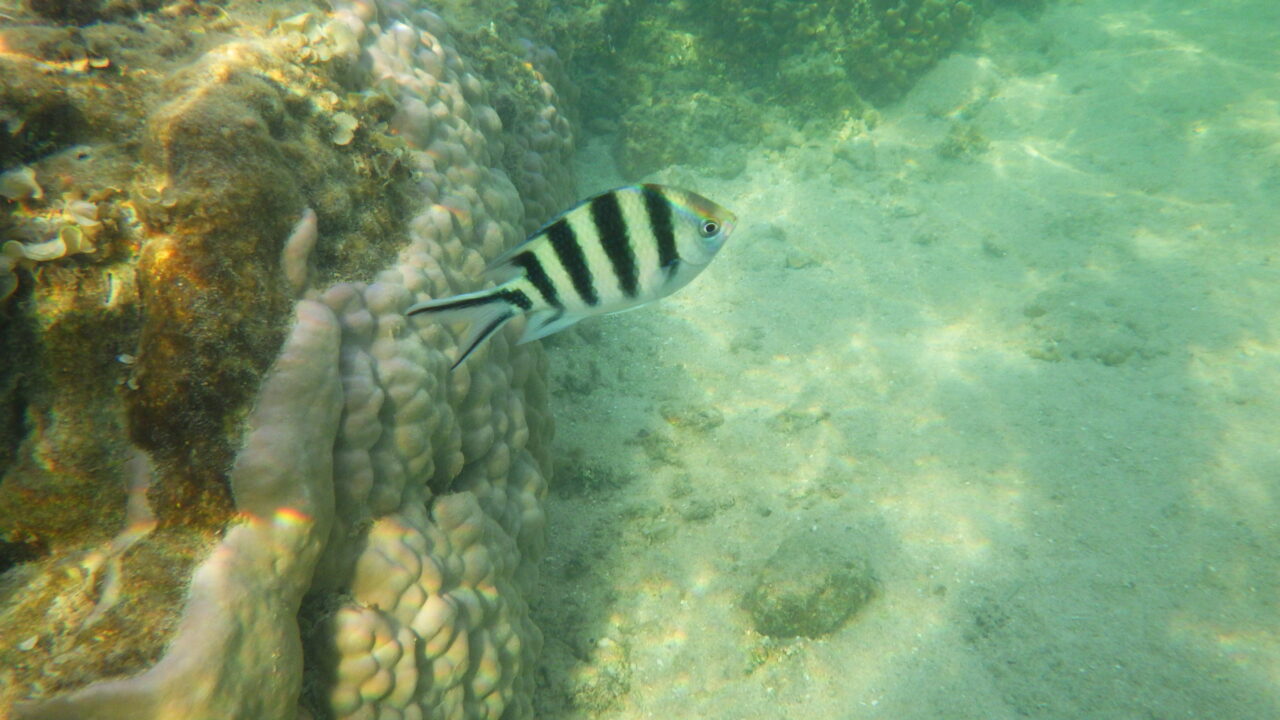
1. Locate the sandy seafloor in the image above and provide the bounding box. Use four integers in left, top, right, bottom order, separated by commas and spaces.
527, 1, 1280, 718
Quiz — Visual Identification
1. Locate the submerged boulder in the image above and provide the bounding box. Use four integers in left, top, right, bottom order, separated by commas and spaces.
743, 530, 878, 639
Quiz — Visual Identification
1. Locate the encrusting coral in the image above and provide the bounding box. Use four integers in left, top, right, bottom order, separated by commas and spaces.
1, 0, 571, 717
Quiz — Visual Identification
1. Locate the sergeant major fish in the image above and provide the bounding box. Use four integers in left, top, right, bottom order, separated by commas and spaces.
407, 184, 737, 370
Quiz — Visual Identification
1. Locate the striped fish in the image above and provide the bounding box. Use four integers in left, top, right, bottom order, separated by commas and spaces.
408, 184, 737, 370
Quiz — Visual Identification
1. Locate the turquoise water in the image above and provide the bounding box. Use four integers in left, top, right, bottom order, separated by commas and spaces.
535, 1, 1280, 718
0, 1, 1276, 718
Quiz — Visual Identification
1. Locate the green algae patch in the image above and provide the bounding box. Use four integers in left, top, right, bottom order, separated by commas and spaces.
742, 531, 878, 639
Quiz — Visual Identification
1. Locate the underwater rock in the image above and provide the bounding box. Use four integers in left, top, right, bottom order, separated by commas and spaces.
742, 531, 877, 639
834, 135, 879, 171
1023, 276, 1166, 366
935, 121, 991, 160
659, 401, 725, 432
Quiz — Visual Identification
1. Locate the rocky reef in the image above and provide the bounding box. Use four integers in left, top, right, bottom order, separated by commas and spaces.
0, 0, 572, 717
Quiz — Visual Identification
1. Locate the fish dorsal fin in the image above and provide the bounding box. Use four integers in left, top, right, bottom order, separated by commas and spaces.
483, 187, 630, 278
483, 237, 535, 279
482, 209, 568, 277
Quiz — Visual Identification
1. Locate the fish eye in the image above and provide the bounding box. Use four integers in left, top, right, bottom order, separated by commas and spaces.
700, 220, 720, 237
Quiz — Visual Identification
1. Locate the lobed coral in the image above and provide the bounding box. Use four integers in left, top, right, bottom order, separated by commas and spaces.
1, 0, 572, 717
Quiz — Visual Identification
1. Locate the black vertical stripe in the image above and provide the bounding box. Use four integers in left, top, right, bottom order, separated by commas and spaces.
642, 184, 678, 273
546, 218, 598, 306
591, 191, 638, 298
510, 252, 562, 308
498, 288, 533, 311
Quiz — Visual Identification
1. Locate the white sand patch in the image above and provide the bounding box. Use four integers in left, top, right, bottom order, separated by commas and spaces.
533, 1, 1280, 718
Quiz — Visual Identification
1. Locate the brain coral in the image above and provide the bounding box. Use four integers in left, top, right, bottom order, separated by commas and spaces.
0, 1, 572, 718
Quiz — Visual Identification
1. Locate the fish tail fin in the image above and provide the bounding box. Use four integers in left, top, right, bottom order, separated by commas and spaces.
407, 289, 519, 371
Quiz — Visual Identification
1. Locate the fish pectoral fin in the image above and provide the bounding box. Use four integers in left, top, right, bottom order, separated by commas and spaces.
518, 310, 582, 343
663, 258, 706, 293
